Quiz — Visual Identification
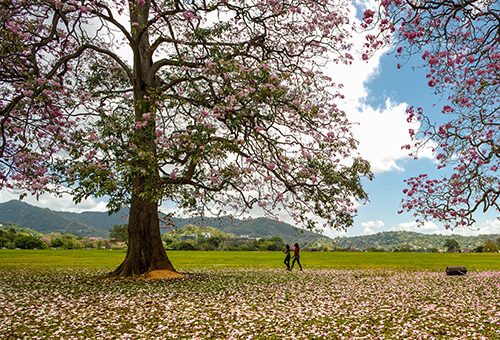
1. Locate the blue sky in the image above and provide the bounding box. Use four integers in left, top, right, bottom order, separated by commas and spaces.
0, 2, 498, 237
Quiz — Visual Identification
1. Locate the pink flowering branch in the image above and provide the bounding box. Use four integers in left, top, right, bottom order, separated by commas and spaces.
363, 0, 499, 228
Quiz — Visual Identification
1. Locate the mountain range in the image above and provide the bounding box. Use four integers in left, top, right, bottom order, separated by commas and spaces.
0, 200, 497, 250
0, 200, 324, 244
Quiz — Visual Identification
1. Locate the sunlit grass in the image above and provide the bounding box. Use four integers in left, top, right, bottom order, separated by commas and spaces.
0, 249, 499, 272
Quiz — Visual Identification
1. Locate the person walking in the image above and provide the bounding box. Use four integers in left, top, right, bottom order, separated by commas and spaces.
290, 242, 303, 271
283, 244, 291, 270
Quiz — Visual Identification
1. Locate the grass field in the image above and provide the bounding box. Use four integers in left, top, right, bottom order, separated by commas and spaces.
0, 250, 499, 338
0, 249, 499, 271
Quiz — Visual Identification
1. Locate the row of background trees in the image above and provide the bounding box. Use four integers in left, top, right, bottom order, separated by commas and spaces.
0, 223, 114, 250
0, 223, 289, 251
2, 223, 499, 253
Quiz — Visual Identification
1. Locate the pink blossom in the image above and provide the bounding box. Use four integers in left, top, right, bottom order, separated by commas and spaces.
363, 9, 375, 21
428, 56, 438, 66
442, 105, 454, 113
182, 11, 195, 20
465, 77, 476, 86
170, 171, 177, 180
266, 163, 276, 171
85, 150, 97, 160
135, 121, 147, 129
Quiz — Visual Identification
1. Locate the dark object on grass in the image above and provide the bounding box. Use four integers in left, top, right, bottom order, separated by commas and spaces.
446, 266, 467, 276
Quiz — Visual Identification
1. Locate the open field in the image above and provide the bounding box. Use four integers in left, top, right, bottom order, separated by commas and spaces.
0, 250, 499, 338
1, 249, 499, 271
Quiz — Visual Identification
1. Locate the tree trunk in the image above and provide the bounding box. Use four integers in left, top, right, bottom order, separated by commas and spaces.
110, 1, 176, 277
111, 184, 176, 277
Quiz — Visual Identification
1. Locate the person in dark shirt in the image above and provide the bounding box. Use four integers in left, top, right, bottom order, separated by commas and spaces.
290, 242, 303, 271
283, 244, 291, 270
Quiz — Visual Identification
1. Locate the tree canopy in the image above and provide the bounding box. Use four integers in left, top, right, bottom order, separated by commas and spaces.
0, 0, 371, 230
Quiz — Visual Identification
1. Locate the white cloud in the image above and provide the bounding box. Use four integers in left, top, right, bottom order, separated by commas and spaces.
395, 219, 500, 236
396, 220, 441, 234
474, 219, 500, 234
354, 101, 411, 173
449, 219, 500, 236
361, 219, 385, 235
0, 189, 107, 212
352, 100, 435, 173
322, 2, 435, 175
361, 220, 385, 228
362, 227, 374, 235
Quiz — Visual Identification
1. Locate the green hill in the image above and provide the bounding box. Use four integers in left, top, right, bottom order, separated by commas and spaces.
0, 200, 326, 244
333, 231, 500, 251
171, 216, 325, 244
0, 200, 103, 236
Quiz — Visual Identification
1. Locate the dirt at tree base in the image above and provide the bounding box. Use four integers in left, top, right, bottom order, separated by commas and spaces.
144, 269, 184, 280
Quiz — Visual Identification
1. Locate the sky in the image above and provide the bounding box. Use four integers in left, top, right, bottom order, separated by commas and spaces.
0, 1, 498, 237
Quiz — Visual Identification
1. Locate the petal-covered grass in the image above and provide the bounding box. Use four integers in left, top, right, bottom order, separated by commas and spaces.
0, 268, 498, 339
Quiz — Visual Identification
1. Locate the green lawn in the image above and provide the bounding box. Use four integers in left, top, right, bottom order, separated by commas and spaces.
0, 249, 498, 272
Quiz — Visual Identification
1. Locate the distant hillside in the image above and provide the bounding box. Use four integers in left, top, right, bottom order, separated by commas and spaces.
0, 200, 326, 243
333, 231, 500, 251
1, 200, 497, 250
0, 200, 106, 236
59, 209, 130, 230
170, 216, 324, 244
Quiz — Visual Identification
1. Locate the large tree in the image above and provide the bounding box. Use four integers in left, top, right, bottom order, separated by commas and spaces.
0, 0, 371, 276
363, 0, 499, 229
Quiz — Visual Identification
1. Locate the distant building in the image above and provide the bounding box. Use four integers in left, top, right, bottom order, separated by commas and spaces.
179, 234, 197, 241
